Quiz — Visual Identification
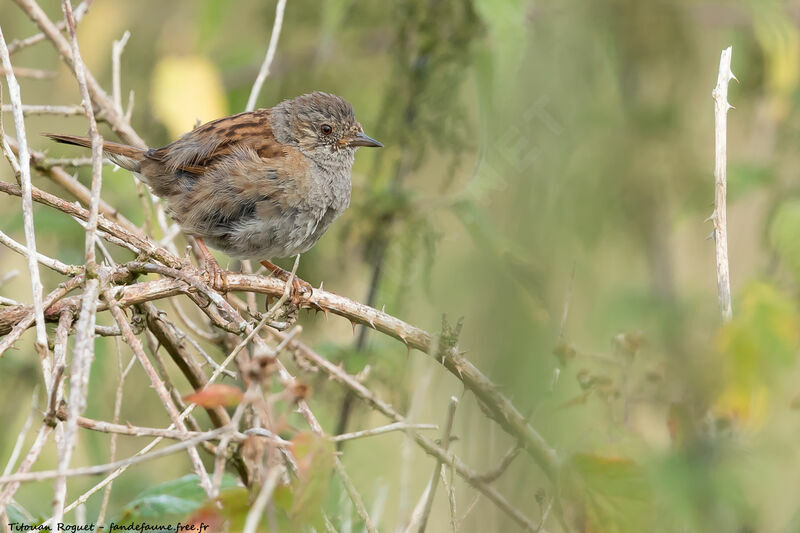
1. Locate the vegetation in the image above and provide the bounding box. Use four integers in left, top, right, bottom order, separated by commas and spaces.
1, 0, 800, 531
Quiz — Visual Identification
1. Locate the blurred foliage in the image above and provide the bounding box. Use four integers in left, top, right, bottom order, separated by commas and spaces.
3, 0, 800, 531
113, 474, 238, 527
151, 55, 228, 138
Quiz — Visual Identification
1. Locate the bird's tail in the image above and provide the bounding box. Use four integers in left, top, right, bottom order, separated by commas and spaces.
44, 133, 145, 173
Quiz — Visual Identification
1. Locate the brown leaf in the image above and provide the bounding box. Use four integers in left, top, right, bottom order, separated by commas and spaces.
183, 384, 243, 408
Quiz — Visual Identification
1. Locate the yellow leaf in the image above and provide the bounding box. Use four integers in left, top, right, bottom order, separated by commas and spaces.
712, 385, 768, 430
713, 282, 800, 428
151, 55, 228, 138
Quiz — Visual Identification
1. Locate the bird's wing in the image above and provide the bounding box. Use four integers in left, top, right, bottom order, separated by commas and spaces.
168, 142, 312, 245
144, 108, 285, 174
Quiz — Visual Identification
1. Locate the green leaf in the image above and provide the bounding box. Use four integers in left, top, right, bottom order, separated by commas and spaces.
570, 453, 653, 533
115, 474, 238, 525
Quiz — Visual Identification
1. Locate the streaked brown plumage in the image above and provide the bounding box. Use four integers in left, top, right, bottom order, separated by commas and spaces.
46, 92, 382, 296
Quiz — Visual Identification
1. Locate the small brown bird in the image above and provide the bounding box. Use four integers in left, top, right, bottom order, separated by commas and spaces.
47, 92, 382, 296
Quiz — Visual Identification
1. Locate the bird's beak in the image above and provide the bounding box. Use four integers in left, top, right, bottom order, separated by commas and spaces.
348, 131, 383, 148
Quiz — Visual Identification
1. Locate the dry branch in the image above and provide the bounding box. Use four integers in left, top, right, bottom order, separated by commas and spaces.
711, 46, 735, 321
0, 176, 558, 482
0, 24, 48, 356
245, 0, 288, 112
53, 1, 106, 521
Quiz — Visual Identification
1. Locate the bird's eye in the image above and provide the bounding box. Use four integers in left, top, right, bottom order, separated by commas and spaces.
320, 124, 333, 135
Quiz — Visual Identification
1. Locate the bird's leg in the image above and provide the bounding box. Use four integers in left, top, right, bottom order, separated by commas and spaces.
196, 238, 228, 293
260, 259, 312, 303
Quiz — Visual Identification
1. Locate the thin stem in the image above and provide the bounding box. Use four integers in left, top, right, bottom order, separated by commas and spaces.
245, 0, 288, 112
711, 46, 735, 322
0, 24, 48, 355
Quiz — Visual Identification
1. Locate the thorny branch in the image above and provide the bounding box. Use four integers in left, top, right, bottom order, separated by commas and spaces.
711, 46, 735, 322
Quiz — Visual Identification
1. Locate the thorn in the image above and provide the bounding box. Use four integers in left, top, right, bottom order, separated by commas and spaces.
381, 304, 386, 313
323, 308, 329, 320
318, 281, 323, 291
727, 102, 735, 111
730, 71, 739, 83
368, 319, 375, 329
350, 321, 356, 335
706, 230, 715, 241
705, 211, 715, 223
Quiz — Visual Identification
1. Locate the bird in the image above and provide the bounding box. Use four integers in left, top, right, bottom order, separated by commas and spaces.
45, 91, 382, 299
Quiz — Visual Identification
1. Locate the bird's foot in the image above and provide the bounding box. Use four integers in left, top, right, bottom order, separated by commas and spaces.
259, 260, 312, 305
196, 238, 228, 293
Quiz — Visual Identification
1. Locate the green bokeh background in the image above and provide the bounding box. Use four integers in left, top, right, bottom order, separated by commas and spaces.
3, 0, 800, 531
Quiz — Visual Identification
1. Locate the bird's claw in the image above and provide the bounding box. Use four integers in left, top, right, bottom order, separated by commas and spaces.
204, 261, 228, 294
289, 277, 313, 305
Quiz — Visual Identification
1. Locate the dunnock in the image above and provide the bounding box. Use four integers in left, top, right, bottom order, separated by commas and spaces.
46, 91, 382, 297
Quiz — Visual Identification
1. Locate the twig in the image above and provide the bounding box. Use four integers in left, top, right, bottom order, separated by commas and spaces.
0, 424, 53, 509
331, 423, 438, 443
711, 46, 736, 322
7, 0, 92, 55
210, 386, 251, 498
286, 338, 538, 531
0, 66, 55, 79
1, 388, 39, 478
111, 31, 130, 116
245, 0, 288, 112
408, 397, 458, 533
106, 299, 214, 496
49, 311, 72, 416
335, 459, 378, 533
52, 329, 249, 522
0, 296, 21, 306
63, 0, 103, 266
0, 275, 84, 357
242, 466, 284, 533
95, 339, 134, 531
440, 467, 457, 533
0, 427, 228, 484
0, 228, 81, 275
53, 1, 107, 520
456, 495, 481, 531
5, 136, 140, 235
474, 445, 521, 483
39, 157, 102, 168
1, 104, 85, 116
0, 24, 48, 356
12, 0, 145, 147
536, 496, 553, 533
141, 304, 234, 429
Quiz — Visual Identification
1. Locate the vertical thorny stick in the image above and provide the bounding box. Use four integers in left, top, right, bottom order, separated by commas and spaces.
711, 46, 736, 322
